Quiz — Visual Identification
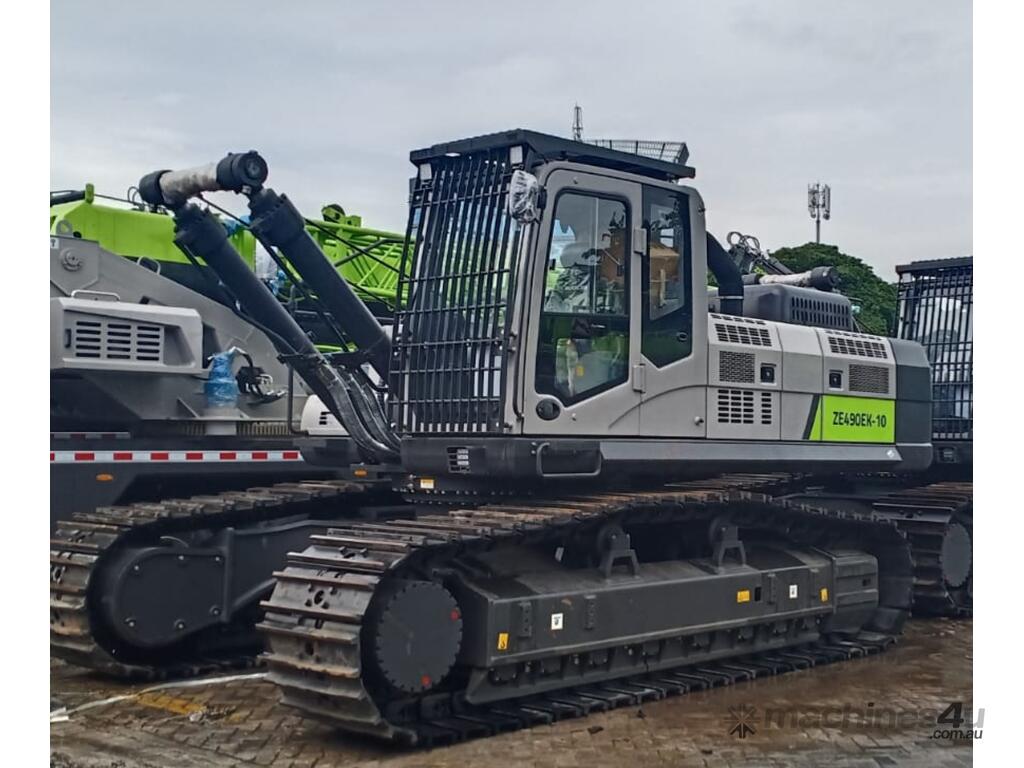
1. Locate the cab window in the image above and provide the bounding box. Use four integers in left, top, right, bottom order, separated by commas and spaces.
642, 187, 692, 367
535, 192, 629, 404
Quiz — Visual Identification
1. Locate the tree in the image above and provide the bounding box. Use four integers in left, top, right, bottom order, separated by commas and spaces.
770, 242, 897, 335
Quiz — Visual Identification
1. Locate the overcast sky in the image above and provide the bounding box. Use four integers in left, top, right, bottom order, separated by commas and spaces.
51, 1, 971, 278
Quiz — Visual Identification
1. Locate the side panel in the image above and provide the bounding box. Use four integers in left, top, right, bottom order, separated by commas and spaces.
705, 315, 781, 440
51, 297, 202, 375
782, 392, 820, 441
816, 329, 896, 400
636, 185, 708, 438
777, 322, 824, 440
50, 236, 305, 426
890, 338, 934, 449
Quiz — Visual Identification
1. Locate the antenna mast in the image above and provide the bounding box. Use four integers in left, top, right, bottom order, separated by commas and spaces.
807, 182, 831, 243
572, 104, 584, 141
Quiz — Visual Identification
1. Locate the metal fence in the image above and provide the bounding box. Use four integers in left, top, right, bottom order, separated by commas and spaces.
586, 139, 689, 164
897, 258, 973, 442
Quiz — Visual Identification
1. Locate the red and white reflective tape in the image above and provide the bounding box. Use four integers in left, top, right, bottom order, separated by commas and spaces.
50, 450, 303, 464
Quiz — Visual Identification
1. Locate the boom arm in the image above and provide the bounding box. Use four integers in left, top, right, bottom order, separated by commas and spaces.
245, 188, 392, 380
139, 154, 400, 464
727, 231, 839, 291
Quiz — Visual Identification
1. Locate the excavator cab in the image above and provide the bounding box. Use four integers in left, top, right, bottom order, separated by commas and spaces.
391, 132, 711, 479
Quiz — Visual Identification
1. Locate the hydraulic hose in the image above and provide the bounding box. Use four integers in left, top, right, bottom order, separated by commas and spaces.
247, 187, 393, 382
167, 202, 399, 463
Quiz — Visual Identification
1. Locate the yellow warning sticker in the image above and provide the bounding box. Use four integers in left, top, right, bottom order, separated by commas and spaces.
736, 589, 751, 604
419, 477, 435, 490
497, 632, 509, 651
820, 587, 829, 602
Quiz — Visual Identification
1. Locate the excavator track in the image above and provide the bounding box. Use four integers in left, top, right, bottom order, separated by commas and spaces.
259, 473, 916, 745
50, 479, 381, 680
873, 481, 973, 616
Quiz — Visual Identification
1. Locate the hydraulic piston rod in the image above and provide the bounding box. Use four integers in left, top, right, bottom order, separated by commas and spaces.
175, 204, 398, 462
246, 187, 392, 381
140, 151, 393, 382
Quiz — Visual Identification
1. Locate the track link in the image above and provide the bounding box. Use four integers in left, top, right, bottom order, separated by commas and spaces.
50, 479, 370, 680
872, 481, 972, 616
258, 473, 915, 745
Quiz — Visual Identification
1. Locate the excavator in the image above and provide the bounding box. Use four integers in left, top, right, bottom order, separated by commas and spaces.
97, 130, 970, 744
52, 131, 971, 743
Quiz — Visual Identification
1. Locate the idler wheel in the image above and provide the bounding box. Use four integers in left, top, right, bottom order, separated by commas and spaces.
940, 522, 972, 589
370, 580, 462, 694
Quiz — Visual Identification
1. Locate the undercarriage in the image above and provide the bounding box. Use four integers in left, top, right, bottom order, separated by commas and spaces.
256, 473, 953, 745
50, 480, 406, 678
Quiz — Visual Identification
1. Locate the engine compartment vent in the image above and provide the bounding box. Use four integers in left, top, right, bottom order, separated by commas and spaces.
718, 351, 756, 383
716, 389, 755, 424
790, 295, 853, 330
760, 391, 773, 425
72, 318, 163, 362
848, 363, 890, 394
826, 331, 888, 359
710, 313, 767, 325
714, 321, 772, 347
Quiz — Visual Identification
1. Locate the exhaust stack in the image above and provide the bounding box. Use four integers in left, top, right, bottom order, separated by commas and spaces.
706, 232, 744, 316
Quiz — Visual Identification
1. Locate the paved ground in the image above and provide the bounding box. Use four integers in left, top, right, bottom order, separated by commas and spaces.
51, 619, 973, 768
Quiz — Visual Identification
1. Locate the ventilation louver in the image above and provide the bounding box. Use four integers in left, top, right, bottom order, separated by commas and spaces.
790, 296, 852, 330
72, 319, 163, 362
718, 351, 756, 383
713, 320, 772, 347
716, 389, 755, 424
826, 330, 888, 359
848, 363, 890, 394
711, 314, 768, 325
760, 391, 773, 425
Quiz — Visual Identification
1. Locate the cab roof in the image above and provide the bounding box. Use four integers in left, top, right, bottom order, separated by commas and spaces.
410, 129, 695, 182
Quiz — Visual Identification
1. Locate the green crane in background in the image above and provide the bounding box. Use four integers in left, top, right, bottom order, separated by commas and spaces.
50, 184, 407, 345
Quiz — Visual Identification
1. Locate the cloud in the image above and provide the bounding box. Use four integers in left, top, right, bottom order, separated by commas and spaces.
51, 0, 971, 276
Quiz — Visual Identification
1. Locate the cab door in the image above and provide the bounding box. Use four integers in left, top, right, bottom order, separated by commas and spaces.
635, 184, 708, 437
521, 168, 643, 436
